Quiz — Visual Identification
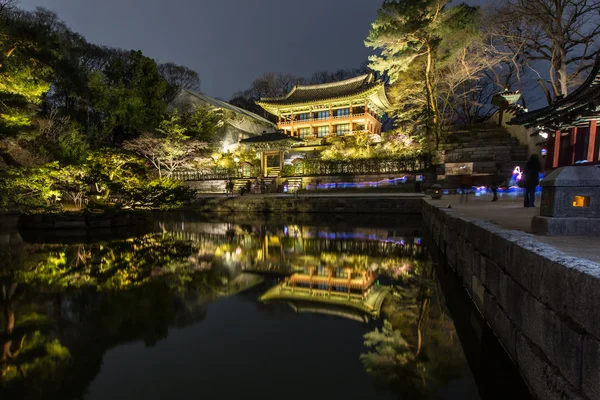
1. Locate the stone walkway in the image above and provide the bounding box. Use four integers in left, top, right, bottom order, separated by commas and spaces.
430, 193, 600, 264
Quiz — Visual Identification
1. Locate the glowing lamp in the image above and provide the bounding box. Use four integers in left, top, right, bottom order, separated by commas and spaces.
573, 196, 590, 208
430, 183, 443, 200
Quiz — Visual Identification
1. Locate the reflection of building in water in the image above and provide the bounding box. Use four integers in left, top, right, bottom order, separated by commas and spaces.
284, 266, 377, 298
261, 265, 389, 319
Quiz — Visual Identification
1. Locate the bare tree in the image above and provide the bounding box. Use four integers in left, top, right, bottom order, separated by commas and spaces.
0, 0, 17, 17
494, 0, 600, 102
158, 62, 201, 102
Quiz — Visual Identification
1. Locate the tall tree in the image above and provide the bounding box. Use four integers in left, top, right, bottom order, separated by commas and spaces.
493, 0, 600, 103
158, 62, 201, 103
89, 50, 167, 144
366, 0, 482, 145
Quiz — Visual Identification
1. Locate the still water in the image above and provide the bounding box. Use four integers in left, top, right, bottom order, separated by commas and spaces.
0, 213, 531, 400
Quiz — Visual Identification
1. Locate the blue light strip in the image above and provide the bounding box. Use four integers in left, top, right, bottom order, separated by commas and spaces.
305, 176, 409, 190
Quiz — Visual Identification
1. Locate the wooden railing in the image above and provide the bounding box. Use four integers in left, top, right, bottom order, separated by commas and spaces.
286, 156, 432, 177
279, 113, 368, 127
171, 169, 243, 181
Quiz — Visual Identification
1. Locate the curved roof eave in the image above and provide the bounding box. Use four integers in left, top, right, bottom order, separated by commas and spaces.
257, 83, 389, 114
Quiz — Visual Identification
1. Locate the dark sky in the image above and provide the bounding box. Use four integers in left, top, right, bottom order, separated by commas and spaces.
19, 0, 487, 100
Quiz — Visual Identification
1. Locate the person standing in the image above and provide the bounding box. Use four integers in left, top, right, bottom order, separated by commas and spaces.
227, 178, 234, 197
523, 154, 541, 207
491, 163, 503, 202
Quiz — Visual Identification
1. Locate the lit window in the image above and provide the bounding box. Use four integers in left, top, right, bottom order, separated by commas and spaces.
317, 111, 329, 120
573, 196, 590, 207
299, 127, 311, 138
298, 113, 310, 121
336, 124, 350, 136
317, 126, 329, 137
336, 108, 350, 117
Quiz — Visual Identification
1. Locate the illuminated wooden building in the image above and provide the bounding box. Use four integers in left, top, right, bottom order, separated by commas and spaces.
256, 74, 390, 138
511, 59, 600, 169
282, 266, 378, 298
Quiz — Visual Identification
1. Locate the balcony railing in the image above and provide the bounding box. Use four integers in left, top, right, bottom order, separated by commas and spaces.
278, 113, 368, 126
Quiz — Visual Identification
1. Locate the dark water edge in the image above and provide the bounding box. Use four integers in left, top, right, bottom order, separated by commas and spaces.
0, 212, 532, 400
429, 243, 533, 400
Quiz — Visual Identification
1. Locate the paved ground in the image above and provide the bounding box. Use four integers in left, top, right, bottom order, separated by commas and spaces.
430, 193, 600, 264
198, 192, 426, 198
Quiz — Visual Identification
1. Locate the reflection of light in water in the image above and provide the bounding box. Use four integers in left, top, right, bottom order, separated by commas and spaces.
236, 247, 242, 255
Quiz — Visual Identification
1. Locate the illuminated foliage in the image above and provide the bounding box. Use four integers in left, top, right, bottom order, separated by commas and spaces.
88, 50, 167, 142
366, 0, 482, 145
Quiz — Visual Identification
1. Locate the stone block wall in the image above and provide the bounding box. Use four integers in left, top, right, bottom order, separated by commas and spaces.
185, 179, 227, 193
192, 196, 423, 215
422, 201, 600, 400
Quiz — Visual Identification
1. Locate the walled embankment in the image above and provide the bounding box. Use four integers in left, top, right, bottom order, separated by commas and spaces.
422, 201, 600, 400
185, 171, 436, 194
191, 195, 423, 214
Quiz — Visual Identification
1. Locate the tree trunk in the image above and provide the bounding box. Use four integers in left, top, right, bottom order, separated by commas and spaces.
425, 43, 439, 148
537, 79, 553, 105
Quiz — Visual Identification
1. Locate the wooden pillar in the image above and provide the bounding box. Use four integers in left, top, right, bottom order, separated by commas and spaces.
364, 100, 369, 133
328, 104, 333, 136
279, 150, 283, 171
553, 129, 561, 168
309, 266, 313, 294
328, 268, 332, 295
309, 107, 313, 139
290, 111, 294, 137
588, 120, 597, 162
349, 103, 353, 133
570, 126, 578, 164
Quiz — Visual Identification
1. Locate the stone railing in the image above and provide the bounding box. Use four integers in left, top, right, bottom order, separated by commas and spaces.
422, 200, 600, 400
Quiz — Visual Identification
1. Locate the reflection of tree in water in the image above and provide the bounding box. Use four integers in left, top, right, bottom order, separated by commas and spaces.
361, 263, 466, 399
0, 233, 258, 399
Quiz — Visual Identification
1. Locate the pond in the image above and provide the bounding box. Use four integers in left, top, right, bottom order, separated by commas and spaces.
0, 213, 531, 400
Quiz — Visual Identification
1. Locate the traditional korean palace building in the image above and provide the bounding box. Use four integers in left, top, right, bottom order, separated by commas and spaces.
239, 74, 391, 179
511, 60, 600, 169
256, 73, 390, 138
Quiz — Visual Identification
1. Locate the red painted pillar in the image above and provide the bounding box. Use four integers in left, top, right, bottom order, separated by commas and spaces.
570, 127, 578, 165
589, 120, 598, 162
544, 133, 554, 170
553, 129, 561, 168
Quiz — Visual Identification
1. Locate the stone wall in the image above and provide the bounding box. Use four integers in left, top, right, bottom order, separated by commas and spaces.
184, 172, 437, 194
191, 195, 423, 214
422, 201, 600, 400
186, 179, 227, 193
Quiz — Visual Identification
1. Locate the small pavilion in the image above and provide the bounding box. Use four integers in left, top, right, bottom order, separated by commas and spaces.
511, 59, 600, 169
239, 132, 304, 177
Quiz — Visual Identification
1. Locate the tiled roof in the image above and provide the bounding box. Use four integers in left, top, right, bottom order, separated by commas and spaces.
510, 56, 600, 128
259, 74, 378, 105
175, 89, 276, 127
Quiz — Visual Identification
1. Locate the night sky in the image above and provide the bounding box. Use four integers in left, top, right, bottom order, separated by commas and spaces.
19, 0, 487, 100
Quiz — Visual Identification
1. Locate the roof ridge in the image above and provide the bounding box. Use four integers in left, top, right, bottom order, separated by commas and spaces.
179, 89, 276, 126
258, 74, 372, 102
295, 74, 370, 90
